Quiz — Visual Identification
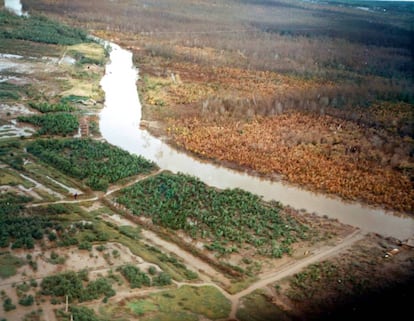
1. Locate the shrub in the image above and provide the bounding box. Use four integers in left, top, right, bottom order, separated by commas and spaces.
78, 241, 92, 251
119, 265, 151, 288
3, 297, 16, 311
152, 272, 172, 286
18, 295, 34, 306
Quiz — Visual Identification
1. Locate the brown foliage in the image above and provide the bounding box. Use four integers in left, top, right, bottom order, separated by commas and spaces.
168, 113, 414, 213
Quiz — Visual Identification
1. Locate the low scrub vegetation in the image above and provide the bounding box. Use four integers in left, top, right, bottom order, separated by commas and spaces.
118, 264, 151, 288
41, 270, 115, 303
68, 306, 106, 321
29, 101, 75, 113
0, 252, 25, 279
0, 141, 24, 170
0, 194, 78, 249
0, 82, 28, 101
101, 285, 231, 320
0, 10, 89, 45
118, 264, 172, 288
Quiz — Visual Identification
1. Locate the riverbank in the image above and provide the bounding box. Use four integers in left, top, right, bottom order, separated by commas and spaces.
1, 3, 413, 321
99, 42, 414, 241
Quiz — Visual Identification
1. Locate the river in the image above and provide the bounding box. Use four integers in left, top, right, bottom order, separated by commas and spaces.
5, 0, 412, 241
99, 42, 414, 240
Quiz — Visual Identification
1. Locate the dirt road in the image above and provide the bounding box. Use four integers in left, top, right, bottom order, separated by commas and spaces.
228, 229, 364, 319
17, 174, 366, 321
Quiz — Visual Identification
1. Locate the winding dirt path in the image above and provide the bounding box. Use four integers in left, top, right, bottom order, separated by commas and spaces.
25, 168, 161, 208
27, 197, 99, 207
99, 200, 364, 320
104, 169, 163, 196
167, 230, 364, 320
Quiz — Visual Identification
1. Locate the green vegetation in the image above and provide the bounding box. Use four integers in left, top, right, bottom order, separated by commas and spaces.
100, 285, 230, 320
287, 261, 339, 300
18, 113, 79, 136
70, 306, 107, 321
152, 249, 197, 280
137, 285, 230, 320
30, 279, 38, 287
23, 160, 84, 196
141, 245, 198, 281
284, 256, 387, 302
3, 197, 196, 284
0, 82, 28, 101
127, 300, 158, 316
18, 294, 34, 306
29, 101, 75, 113
60, 95, 88, 104
0, 90, 20, 100
0, 195, 102, 251
0, 193, 65, 249
68, 43, 107, 66
0, 193, 29, 232
117, 172, 308, 257
81, 277, 116, 301
0, 141, 25, 171
47, 252, 66, 265
2, 297, 16, 311
152, 272, 172, 286
148, 266, 157, 275
118, 225, 140, 240
41, 270, 115, 302
78, 240, 92, 251
43, 203, 71, 215
16, 281, 31, 294
118, 264, 151, 288
0, 10, 89, 45
27, 139, 157, 191
22, 309, 44, 321
78, 212, 196, 282
0, 168, 32, 187
28, 204, 73, 217
0, 252, 25, 279
237, 290, 292, 321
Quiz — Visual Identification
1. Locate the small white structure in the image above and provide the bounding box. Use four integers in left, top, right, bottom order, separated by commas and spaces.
4, 0, 28, 16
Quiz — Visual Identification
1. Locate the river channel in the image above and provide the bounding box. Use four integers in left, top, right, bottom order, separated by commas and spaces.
100, 44, 414, 240
4, 0, 413, 240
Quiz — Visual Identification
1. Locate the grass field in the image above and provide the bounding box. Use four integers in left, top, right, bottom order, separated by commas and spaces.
0, 253, 25, 279
100, 285, 231, 321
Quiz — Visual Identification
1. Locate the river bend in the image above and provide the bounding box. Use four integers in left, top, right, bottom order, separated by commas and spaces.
99, 43, 414, 240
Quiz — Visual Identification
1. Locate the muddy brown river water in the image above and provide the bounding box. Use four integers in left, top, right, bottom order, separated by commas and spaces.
5, 0, 412, 240
99, 43, 414, 240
